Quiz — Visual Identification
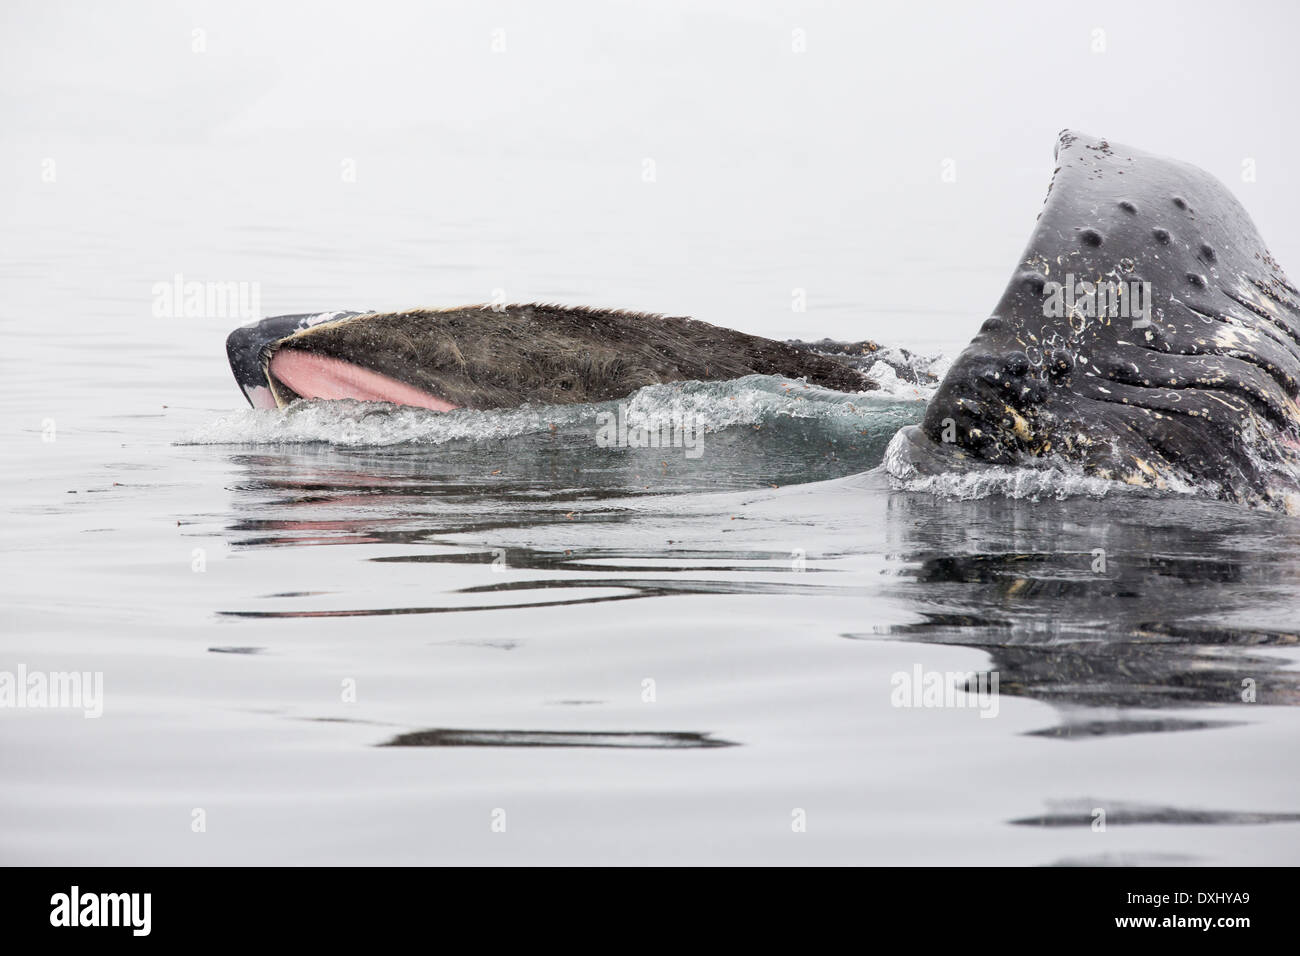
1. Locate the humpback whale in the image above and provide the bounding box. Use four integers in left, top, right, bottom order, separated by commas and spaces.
887, 131, 1300, 510
225, 131, 1300, 508
226, 304, 877, 412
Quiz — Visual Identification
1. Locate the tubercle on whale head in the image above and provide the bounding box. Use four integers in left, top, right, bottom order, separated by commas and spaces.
918, 308, 1063, 465
912, 299, 1218, 496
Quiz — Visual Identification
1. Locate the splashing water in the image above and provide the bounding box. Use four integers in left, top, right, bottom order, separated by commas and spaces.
183, 374, 927, 448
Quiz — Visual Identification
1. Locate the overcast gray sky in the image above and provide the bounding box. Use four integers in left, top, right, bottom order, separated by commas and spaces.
4, 0, 1298, 347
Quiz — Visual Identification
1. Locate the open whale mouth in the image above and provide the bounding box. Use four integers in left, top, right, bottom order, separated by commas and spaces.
225, 311, 461, 412
265, 351, 461, 411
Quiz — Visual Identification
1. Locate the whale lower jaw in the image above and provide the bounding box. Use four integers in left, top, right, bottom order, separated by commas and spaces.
266, 350, 461, 411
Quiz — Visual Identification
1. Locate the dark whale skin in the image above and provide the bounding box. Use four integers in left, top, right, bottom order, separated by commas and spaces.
234, 304, 874, 410
889, 130, 1300, 511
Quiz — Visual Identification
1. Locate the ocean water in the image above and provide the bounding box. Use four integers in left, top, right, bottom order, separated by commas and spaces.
4, 0, 1300, 865
5, 152, 1300, 866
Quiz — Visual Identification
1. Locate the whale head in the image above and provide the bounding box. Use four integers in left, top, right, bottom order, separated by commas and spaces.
889, 131, 1300, 509
225, 309, 469, 411
226, 311, 367, 409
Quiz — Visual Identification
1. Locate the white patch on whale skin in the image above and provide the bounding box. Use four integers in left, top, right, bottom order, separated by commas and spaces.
298, 310, 352, 331
241, 384, 277, 409
1210, 326, 1252, 351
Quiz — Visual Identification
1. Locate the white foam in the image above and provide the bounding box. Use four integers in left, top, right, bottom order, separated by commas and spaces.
891, 462, 1131, 502
864, 361, 935, 402
182, 374, 926, 447
883, 423, 1215, 504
